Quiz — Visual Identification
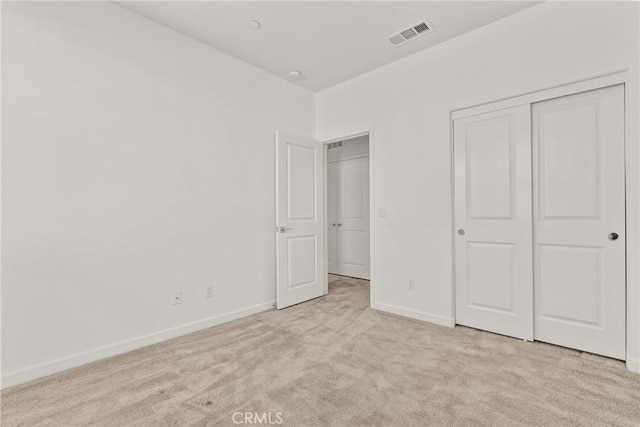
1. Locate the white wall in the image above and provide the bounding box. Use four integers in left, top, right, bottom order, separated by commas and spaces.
1, 1, 314, 386
316, 1, 640, 365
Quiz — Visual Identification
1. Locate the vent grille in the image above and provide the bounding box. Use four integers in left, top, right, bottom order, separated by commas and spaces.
413, 22, 429, 34
387, 20, 433, 46
328, 141, 344, 150
400, 28, 417, 40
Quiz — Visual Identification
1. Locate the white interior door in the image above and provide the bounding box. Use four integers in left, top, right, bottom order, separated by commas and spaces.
276, 131, 326, 309
327, 162, 338, 275
454, 104, 533, 340
532, 85, 626, 359
336, 157, 370, 279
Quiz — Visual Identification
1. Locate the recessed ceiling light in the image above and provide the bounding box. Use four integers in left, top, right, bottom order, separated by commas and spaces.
248, 20, 261, 29
288, 70, 302, 80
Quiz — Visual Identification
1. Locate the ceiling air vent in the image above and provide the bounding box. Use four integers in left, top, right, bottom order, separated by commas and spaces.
328, 141, 344, 150
387, 20, 433, 46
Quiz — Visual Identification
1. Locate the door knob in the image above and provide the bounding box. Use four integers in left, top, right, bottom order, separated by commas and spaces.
608, 232, 619, 241
458, 229, 465, 236
276, 226, 292, 233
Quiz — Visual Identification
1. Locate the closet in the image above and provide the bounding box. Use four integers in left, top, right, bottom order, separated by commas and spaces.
327, 138, 370, 280
454, 84, 626, 360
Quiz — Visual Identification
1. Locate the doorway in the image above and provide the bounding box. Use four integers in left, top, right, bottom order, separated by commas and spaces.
274, 130, 374, 310
326, 135, 370, 280
325, 134, 371, 300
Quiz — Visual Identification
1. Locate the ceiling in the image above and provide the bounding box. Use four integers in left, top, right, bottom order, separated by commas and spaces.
115, 1, 542, 92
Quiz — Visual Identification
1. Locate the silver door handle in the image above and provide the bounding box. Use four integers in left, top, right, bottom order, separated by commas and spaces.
276, 226, 293, 233
457, 229, 465, 236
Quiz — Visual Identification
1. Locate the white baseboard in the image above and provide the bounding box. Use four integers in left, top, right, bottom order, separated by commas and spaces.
627, 357, 640, 373
372, 302, 455, 328
1, 300, 275, 389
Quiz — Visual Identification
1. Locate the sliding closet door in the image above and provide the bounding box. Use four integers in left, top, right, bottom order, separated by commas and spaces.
532, 85, 625, 359
454, 105, 533, 340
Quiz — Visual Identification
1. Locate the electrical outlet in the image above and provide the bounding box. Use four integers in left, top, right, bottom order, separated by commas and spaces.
205, 285, 214, 298
172, 291, 182, 305
408, 279, 415, 291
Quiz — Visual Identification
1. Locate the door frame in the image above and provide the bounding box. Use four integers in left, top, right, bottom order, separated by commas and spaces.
322, 128, 375, 307
450, 70, 639, 372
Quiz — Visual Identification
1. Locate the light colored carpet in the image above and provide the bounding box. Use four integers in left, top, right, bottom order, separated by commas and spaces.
2, 275, 639, 426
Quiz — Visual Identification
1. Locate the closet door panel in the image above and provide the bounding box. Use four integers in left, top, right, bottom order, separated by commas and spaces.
454, 104, 533, 340
533, 84, 625, 359
337, 157, 370, 279
327, 162, 339, 275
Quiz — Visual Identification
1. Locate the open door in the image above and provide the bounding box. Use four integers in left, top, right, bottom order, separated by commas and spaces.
275, 131, 326, 309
